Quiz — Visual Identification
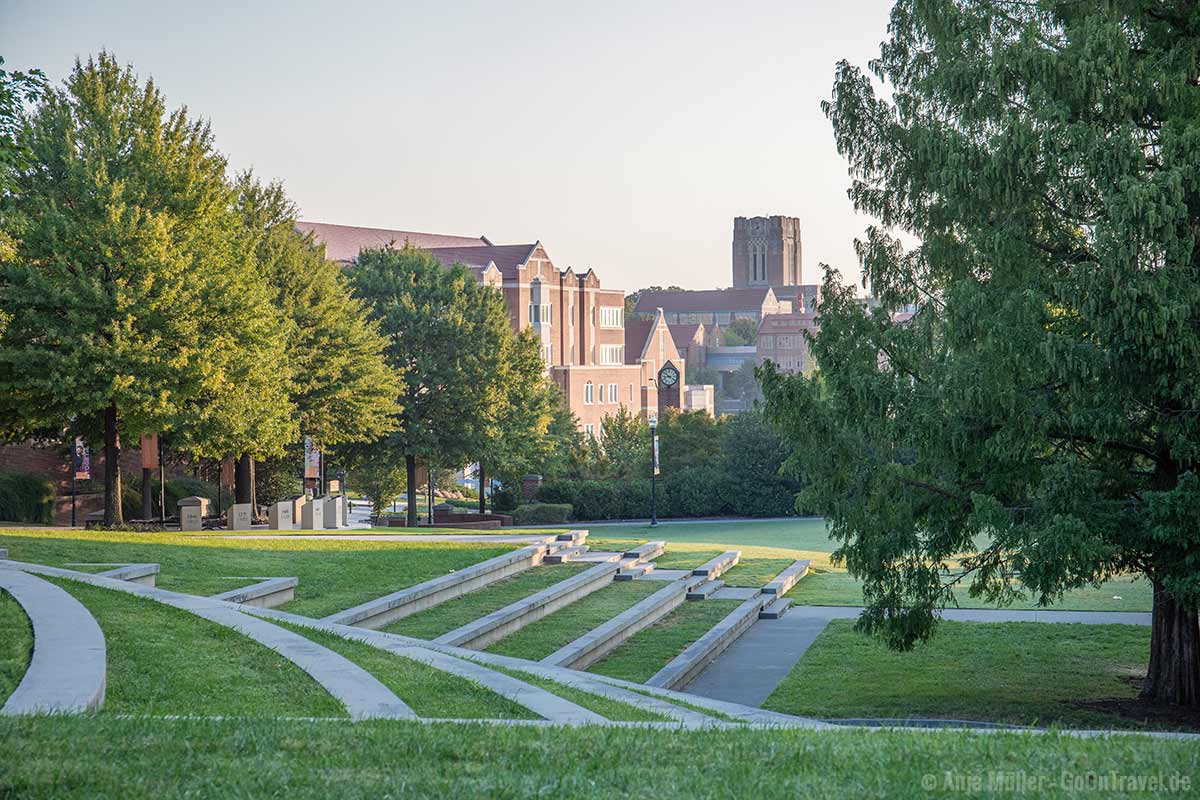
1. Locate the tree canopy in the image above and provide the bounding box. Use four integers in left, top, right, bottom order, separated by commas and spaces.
763, 0, 1200, 707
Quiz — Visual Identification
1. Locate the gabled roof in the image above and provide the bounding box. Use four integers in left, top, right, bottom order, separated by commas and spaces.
634, 287, 774, 314
624, 319, 655, 364
667, 323, 704, 349
426, 243, 538, 280
297, 221, 490, 262
758, 312, 819, 334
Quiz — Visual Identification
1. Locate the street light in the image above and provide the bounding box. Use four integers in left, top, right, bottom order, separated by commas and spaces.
648, 413, 659, 527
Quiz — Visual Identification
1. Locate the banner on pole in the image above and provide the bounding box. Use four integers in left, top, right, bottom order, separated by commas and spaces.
140, 433, 159, 469
304, 436, 321, 479
72, 437, 90, 480
653, 435, 660, 476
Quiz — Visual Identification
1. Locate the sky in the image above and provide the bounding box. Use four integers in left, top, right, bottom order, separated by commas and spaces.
1, 0, 896, 293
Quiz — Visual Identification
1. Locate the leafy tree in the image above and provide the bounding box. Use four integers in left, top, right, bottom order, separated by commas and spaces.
656, 408, 723, 475
721, 317, 759, 346
625, 284, 683, 317
229, 175, 399, 504
764, 1, 1200, 707
597, 406, 649, 480
0, 56, 44, 266
347, 455, 407, 515
0, 53, 291, 524
717, 409, 800, 517
723, 359, 763, 406
345, 245, 510, 526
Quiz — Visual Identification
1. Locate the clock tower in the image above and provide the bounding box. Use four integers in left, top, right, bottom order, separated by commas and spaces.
657, 360, 681, 415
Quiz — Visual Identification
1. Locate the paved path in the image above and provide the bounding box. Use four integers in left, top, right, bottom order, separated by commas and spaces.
221, 533, 555, 544
685, 604, 1153, 708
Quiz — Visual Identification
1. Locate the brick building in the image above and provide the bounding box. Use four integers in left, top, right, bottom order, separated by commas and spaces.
733, 215, 803, 288
299, 221, 713, 435
632, 287, 789, 325
757, 312, 818, 374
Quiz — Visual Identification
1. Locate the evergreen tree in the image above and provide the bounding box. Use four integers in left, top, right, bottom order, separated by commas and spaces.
764, 1, 1200, 707
0, 53, 292, 523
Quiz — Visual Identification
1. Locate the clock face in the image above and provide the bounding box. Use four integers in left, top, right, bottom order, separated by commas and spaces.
659, 366, 679, 386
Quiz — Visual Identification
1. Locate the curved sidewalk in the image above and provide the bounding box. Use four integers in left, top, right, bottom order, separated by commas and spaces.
0, 567, 107, 715
2, 560, 415, 721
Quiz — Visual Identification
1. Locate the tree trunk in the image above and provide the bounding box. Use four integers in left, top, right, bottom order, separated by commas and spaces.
1142, 579, 1200, 708
406, 454, 418, 528
103, 403, 123, 526
478, 463, 486, 514
235, 454, 256, 509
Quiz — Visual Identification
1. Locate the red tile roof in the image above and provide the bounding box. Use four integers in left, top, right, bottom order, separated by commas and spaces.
426, 244, 537, 280
758, 312, 819, 334
634, 287, 773, 314
667, 323, 704, 350
297, 221, 490, 262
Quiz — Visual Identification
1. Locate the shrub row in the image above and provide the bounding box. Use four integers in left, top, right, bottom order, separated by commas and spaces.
510, 503, 572, 525
0, 470, 55, 524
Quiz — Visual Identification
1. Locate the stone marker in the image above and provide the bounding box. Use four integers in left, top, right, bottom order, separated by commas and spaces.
268, 500, 294, 530
228, 502, 254, 531
301, 497, 325, 529
177, 496, 210, 532
322, 495, 342, 529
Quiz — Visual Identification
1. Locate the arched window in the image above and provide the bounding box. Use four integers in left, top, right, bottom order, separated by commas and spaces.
584, 382, 594, 404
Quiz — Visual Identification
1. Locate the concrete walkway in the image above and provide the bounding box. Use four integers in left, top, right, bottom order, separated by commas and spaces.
685, 604, 1152, 708
220, 533, 556, 544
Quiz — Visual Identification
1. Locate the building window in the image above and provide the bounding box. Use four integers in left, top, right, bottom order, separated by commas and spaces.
599, 345, 624, 365
540, 343, 553, 364
608, 383, 618, 403
629, 383, 635, 403
599, 306, 623, 328
584, 423, 595, 438
761, 336, 774, 351
584, 382, 594, 404
528, 302, 552, 324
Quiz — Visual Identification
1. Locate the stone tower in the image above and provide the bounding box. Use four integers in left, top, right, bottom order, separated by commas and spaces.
731, 215, 802, 288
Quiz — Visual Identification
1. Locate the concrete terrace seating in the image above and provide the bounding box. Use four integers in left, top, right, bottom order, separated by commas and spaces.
96, 563, 160, 586
434, 556, 623, 649
211, 577, 299, 608
646, 592, 769, 691
324, 541, 575, 630
692, 551, 740, 579
541, 573, 708, 670
762, 559, 810, 596
622, 541, 666, 560
0, 566, 107, 715
7, 562, 416, 721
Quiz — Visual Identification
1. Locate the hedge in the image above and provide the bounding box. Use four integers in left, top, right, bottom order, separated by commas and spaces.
0, 470, 55, 525
510, 503, 573, 525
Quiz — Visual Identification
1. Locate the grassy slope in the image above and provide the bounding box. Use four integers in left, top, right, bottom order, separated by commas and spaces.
486, 580, 661, 660
588, 520, 1153, 611
384, 563, 590, 639
489, 665, 670, 723
50, 578, 345, 717
275, 622, 536, 720
587, 599, 743, 683
764, 620, 1162, 730
0, 529, 515, 618
0, 589, 32, 705
2, 716, 1195, 799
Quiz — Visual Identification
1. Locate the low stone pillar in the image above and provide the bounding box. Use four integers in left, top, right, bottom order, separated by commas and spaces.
301, 497, 325, 529
178, 496, 210, 532
228, 502, 254, 531
322, 495, 342, 529
268, 500, 294, 530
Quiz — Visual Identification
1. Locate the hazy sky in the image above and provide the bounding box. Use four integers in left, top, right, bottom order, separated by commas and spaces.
2, 0, 895, 292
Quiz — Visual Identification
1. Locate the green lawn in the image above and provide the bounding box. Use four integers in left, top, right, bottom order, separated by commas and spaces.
0, 589, 32, 706
275, 621, 537, 720
50, 577, 345, 718
486, 580, 662, 660
0, 528, 516, 618
764, 620, 1169, 730
586, 520, 1154, 612
587, 599, 742, 683
2, 716, 1195, 799
383, 563, 590, 639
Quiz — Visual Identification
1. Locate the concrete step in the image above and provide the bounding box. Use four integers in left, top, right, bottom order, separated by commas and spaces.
543, 545, 589, 564
555, 530, 589, 545
692, 551, 740, 579
646, 592, 769, 691
762, 560, 810, 597
686, 580, 725, 600
622, 541, 666, 561
758, 597, 791, 620
614, 562, 656, 581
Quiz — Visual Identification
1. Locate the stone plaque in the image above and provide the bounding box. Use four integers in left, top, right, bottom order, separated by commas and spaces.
301, 498, 324, 530
268, 501, 294, 530
228, 502, 253, 531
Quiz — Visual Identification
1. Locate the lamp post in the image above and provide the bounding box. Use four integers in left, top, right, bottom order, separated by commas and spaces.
648, 413, 659, 527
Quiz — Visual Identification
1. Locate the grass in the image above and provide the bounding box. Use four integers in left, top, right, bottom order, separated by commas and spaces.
487, 665, 671, 722
587, 599, 742, 683
486, 580, 662, 660
48, 577, 346, 717
383, 563, 590, 639
274, 621, 537, 720
763, 620, 1168, 730
586, 520, 1154, 612
0, 589, 32, 706
2, 716, 1196, 799
0, 528, 517, 618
